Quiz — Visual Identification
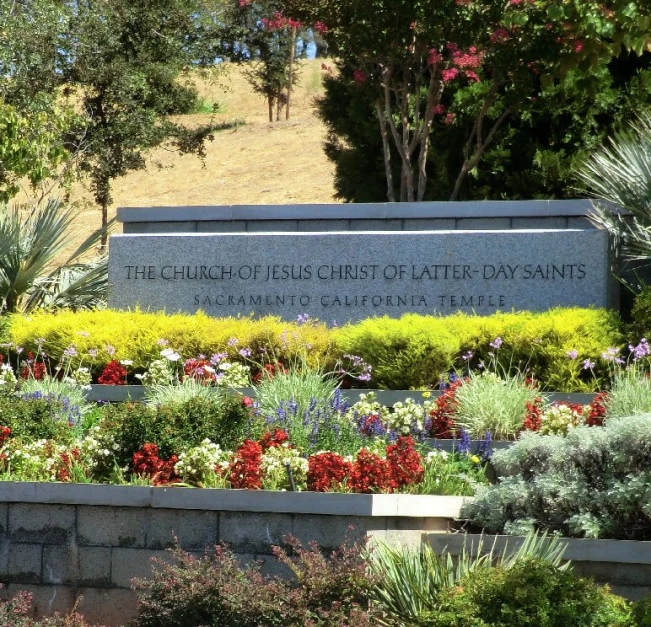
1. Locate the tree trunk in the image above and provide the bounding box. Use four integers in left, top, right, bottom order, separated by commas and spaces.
286, 25, 297, 121
376, 101, 395, 202
101, 199, 108, 249
268, 96, 274, 123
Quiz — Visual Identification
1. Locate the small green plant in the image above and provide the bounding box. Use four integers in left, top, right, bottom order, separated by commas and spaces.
368, 532, 567, 626
605, 368, 651, 419
453, 371, 541, 439
429, 557, 634, 627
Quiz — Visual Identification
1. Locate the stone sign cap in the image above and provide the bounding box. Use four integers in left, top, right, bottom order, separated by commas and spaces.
108, 229, 614, 322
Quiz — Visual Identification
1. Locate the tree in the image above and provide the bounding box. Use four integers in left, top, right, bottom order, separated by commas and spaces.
318, 49, 651, 201
285, 0, 651, 202
57, 0, 219, 246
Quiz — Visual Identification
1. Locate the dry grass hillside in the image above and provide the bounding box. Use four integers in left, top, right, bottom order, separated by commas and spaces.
65, 59, 338, 251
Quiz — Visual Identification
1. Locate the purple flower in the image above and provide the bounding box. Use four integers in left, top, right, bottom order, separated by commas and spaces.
63, 346, 78, 358
457, 429, 472, 455
296, 313, 310, 324
105, 344, 116, 356
462, 350, 473, 361
629, 338, 651, 362
88, 348, 99, 358
210, 352, 228, 365
583, 359, 595, 370
489, 337, 503, 350
239, 348, 252, 358
227, 337, 239, 347
566, 349, 578, 360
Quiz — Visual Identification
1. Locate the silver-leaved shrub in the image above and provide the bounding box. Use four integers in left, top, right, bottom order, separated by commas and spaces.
463, 414, 651, 540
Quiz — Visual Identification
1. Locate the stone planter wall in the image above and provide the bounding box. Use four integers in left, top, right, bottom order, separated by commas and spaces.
0, 483, 465, 625
424, 532, 651, 601
86, 384, 597, 406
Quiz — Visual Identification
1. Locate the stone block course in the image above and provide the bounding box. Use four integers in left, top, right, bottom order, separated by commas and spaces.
9, 504, 75, 544
77, 506, 147, 547
219, 512, 294, 555
145, 509, 218, 550
110, 547, 169, 588
75, 587, 139, 626
2, 543, 42, 584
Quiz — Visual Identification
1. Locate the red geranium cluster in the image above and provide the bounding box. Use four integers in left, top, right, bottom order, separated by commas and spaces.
230, 429, 292, 490
57, 448, 81, 482
0, 426, 11, 447
20, 352, 46, 380
253, 361, 288, 384
586, 392, 608, 427
428, 379, 466, 438
307, 452, 353, 492
183, 358, 215, 383
132, 443, 179, 485
98, 360, 127, 385
308, 437, 424, 494
523, 396, 545, 431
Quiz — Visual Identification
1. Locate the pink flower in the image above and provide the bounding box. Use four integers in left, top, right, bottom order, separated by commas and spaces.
354, 69, 367, 84
433, 104, 446, 115
442, 68, 459, 82
491, 27, 510, 43
574, 39, 585, 53
465, 70, 480, 82
445, 113, 456, 125
314, 20, 328, 34
428, 49, 443, 65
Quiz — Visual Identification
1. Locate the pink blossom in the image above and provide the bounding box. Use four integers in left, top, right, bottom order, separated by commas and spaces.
428, 49, 443, 65
445, 113, 456, 125
354, 69, 368, 84
574, 39, 585, 53
433, 104, 446, 115
465, 70, 480, 82
491, 27, 510, 43
442, 68, 459, 82
314, 21, 328, 34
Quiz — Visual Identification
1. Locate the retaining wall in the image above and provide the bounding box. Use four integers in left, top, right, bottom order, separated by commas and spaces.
0, 483, 464, 625
424, 532, 651, 602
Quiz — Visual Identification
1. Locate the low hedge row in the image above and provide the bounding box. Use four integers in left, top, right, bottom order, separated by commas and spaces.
5, 307, 625, 391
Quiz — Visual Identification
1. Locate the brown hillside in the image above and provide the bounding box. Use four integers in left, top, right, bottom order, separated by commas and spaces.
65, 59, 339, 251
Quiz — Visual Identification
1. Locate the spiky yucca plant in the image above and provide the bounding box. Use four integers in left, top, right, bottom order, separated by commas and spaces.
0, 199, 111, 312
579, 113, 651, 261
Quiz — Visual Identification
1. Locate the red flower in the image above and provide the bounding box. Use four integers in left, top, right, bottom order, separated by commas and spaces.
253, 361, 288, 384
428, 379, 465, 438
259, 428, 290, 451
307, 452, 352, 491
586, 392, 608, 427
98, 360, 127, 385
20, 352, 46, 380
387, 436, 424, 488
132, 443, 180, 485
183, 358, 215, 383
348, 449, 396, 493
230, 440, 264, 489
0, 426, 11, 447
523, 397, 544, 431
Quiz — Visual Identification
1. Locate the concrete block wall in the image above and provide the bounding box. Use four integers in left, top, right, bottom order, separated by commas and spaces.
117, 200, 609, 234
0, 485, 462, 625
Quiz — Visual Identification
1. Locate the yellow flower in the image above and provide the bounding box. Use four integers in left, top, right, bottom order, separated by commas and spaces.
470, 455, 481, 464
422, 391, 432, 399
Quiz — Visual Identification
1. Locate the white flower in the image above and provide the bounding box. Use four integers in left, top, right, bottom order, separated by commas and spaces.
120, 360, 133, 366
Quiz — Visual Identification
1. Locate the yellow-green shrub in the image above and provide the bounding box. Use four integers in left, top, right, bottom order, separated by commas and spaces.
8, 309, 335, 372
6, 307, 624, 391
333, 308, 624, 391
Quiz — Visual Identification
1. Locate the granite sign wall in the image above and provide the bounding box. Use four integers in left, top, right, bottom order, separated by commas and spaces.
108, 229, 613, 322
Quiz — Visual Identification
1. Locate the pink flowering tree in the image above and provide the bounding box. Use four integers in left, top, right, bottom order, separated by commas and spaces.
284, 0, 651, 201
226, 0, 312, 121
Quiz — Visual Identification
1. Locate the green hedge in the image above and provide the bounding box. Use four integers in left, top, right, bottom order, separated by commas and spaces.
5, 307, 625, 391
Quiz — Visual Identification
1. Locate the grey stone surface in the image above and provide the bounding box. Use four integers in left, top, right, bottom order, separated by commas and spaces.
511, 217, 568, 229
196, 220, 247, 233
9, 503, 75, 544
456, 217, 511, 230
77, 506, 147, 547
145, 509, 218, 549
403, 218, 456, 230
109, 229, 614, 321
292, 514, 387, 550
219, 512, 294, 554
110, 548, 168, 588
117, 200, 605, 224
75, 587, 139, 626
5, 584, 76, 618
3, 543, 42, 583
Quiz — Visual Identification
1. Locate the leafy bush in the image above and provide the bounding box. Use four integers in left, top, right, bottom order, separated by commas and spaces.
96, 392, 251, 467
0, 590, 91, 626
0, 391, 77, 443
7, 307, 624, 391
369, 533, 567, 626
464, 414, 651, 539
333, 309, 623, 391
132, 537, 380, 627
428, 558, 634, 627
8, 309, 335, 374
634, 597, 651, 627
